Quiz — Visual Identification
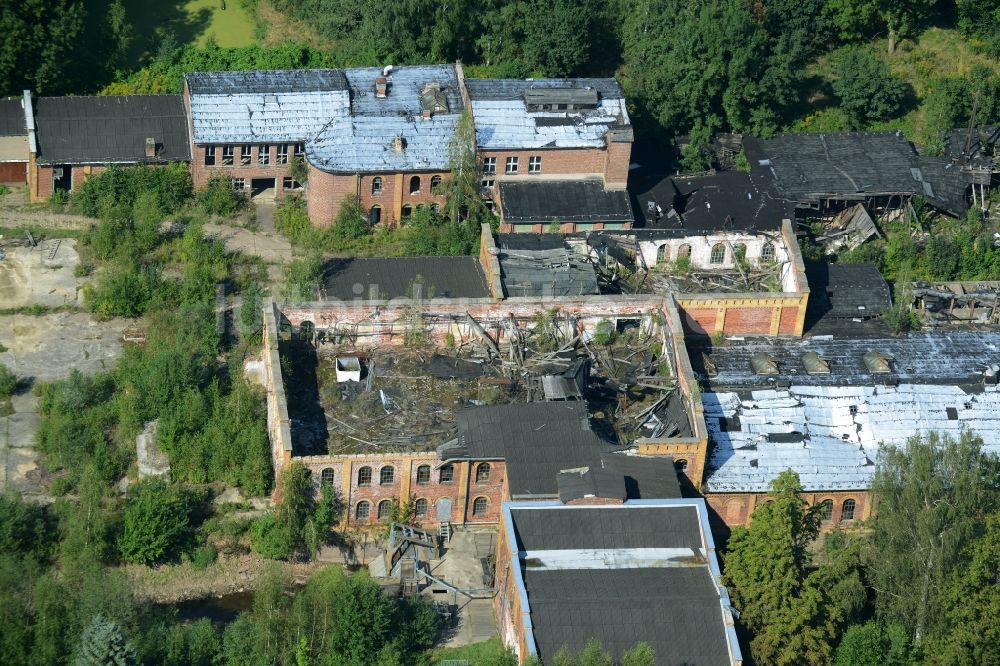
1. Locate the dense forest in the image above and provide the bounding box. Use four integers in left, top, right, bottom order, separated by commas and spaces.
4, 0, 999, 153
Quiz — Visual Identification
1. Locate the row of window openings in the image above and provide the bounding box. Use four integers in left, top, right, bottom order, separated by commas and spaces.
355, 496, 489, 521
482, 156, 541, 177
368, 203, 441, 225
655, 242, 776, 265
230, 177, 301, 192
371, 175, 442, 196
353, 462, 490, 487
205, 143, 304, 167
817, 499, 857, 522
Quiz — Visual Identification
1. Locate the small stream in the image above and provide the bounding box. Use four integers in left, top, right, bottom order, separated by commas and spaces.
171, 591, 255, 624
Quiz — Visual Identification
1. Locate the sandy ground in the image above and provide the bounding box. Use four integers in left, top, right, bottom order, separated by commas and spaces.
0, 312, 126, 494
0, 238, 83, 308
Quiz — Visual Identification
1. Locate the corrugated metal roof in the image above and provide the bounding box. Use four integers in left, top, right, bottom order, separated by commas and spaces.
467, 78, 628, 149
703, 384, 1000, 492
188, 88, 349, 144
309, 113, 457, 172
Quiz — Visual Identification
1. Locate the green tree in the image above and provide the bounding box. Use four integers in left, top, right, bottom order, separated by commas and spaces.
832, 48, 907, 127
444, 111, 489, 227
724, 470, 863, 665
118, 479, 196, 565
331, 195, 371, 244
867, 432, 1000, 646
825, 0, 936, 53
923, 511, 1000, 664
73, 615, 139, 666
834, 621, 913, 666
621, 642, 655, 666
521, 0, 596, 76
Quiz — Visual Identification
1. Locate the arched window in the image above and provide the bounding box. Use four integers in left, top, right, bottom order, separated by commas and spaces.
357, 466, 372, 487
472, 497, 488, 517
320, 468, 335, 486
475, 463, 491, 483
355, 501, 370, 521
401, 204, 413, 219
409, 175, 420, 194
371, 177, 383, 195
842, 499, 856, 521
414, 498, 428, 518
674, 459, 688, 473
369, 205, 382, 226
656, 244, 669, 264
439, 464, 454, 484
761, 242, 775, 262
819, 499, 834, 522
430, 175, 442, 191
416, 465, 431, 485
710, 243, 726, 264
431, 203, 440, 214
377, 500, 392, 520
379, 465, 395, 485
677, 244, 692, 259
734, 243, 747, 262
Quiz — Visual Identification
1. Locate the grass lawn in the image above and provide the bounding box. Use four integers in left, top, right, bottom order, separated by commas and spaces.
122, 0, 256, 66
787, 27, 1000, 144
430, 637, 513, 664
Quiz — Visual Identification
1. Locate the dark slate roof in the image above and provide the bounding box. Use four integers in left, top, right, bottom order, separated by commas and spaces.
33, 96, 189, 164
499, 180, 634, 224
465, 78, 624, 101
185, 69, 348, 94
944, 125, 999, 165
629, 169, 791, 233
450, 402, 616, 496
689, 331, 1000, 391
512, 504, 698, 550
0, 99, 25, 136
806, 262, 892, 318
743, 132, 972, 216
557, 455, 682, 504
319, 257, 490, 300
523, 567, 732, 666
497, 234, 599, 297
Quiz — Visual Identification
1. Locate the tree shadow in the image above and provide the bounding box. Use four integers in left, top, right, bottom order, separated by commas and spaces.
118, 0, 215, 67
280, 339, 330, 456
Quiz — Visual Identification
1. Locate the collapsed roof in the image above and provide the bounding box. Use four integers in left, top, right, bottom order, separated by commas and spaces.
496, 233, 599, 297
743, 132, 974, 216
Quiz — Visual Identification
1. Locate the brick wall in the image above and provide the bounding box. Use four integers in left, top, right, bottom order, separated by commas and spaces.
358, 171, 449, 226
495, 511, 534, 662
190, 143, 301, 195
682, 308, 718, 336
603, 136, 631, 189
778, 306, 801, 335
723, 307, 772, 335
35, 165, 53, 199
705, 490, 870, 531
306, 166, 358, 226
33, 164, 106, 199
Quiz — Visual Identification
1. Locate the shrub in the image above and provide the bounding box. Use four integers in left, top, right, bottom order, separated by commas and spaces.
83, 261, 164, 319
0, 363, 17, 398
119, 478, 197, 565
191, 545, 218, 570
274, 195, 317, 246
196, 176, 244, 217
833, 48, 907, 127
591, 319, 615, 345
72, 163, 191, 219
330, 195, 371, 244
249, 514, 292, 560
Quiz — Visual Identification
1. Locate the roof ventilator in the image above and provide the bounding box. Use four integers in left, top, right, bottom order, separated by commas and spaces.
863, 351, 892, 374
750, 352, 779, 376
985, 364, 999, 386
801, 351, 830, 375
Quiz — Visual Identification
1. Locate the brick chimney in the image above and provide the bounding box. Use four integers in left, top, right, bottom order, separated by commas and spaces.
144, 137, 156, 158
375, 77, 388, 99
392, 134, 406, 153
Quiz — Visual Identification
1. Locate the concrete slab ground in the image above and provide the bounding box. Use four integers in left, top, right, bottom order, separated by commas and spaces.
424, 528, 500, 648
0, 238, 83, 308
203, 221, 292, 264
0, 312, 125, 494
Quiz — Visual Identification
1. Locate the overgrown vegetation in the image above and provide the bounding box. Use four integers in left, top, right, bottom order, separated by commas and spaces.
726, 432, 1000, 665
275, 194, 483, 257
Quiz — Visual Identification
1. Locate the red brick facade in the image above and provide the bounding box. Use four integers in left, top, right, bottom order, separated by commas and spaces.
480, 143, 629, 189
723, 307, 771, 334
33, 164, 106, 200
189, 142, 304, 197
706, 490, 870, 531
